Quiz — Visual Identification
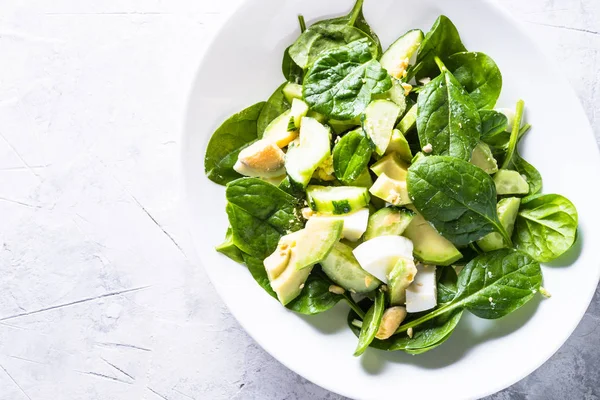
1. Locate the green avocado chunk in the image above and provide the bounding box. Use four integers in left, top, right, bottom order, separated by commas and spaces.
477, 197, 521, 252
402, 206, 462, 266
387, 257, 417, 306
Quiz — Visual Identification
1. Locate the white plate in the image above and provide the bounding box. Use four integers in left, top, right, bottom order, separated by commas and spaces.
181, 0, 600, 398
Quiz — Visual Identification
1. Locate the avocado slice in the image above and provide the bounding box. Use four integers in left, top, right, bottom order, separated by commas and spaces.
470, 141, 498, 174
320, 241, 381, 293
363, 207, 415, 241
477, 197, 521, 252
386, 129, 413, 163
387, 257, 417, 306
494, 169, 529, 195
370, 153, 409, 181
396, 103, 417, 134
369, 173, 411, 206
402, 206, 462, 266
264, 218, 343, 305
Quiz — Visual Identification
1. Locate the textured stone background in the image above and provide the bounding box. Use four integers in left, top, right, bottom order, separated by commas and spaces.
0, 0, 598, 399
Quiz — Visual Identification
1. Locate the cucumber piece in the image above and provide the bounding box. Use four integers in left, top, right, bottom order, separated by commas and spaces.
310, 208, 370, 242
369, 173, 411, 206
283, 82, 303, 103
363, 207, 415, 241
263, 110, 297, 148
307, 110, 327, 123
289, 98, 309, 131
402, 207, 462, 266
373, 79, 407, 114
470, 141, 498, 174
329, 117, 361, 135
285, 117, 331, 187
321, 241, 381, 293
347, 168, 373, 188
477, 197, 521, 251
307, 185, 370, 215
363, 100, 401, 156
380, 29, 424, 80
386, 129, 413, 162
397, 103, 417, 134
494, 169, 529, 195
387, 257, 417, 306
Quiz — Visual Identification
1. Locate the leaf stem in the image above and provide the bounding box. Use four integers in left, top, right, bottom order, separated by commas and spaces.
297, 15, 307, 33
434, 56, 447, 72
517, 123, 532, 141
347, 0, 364, 26
501, 100, 525, 169
394, 303, 460, 334
344, 293, 365, 319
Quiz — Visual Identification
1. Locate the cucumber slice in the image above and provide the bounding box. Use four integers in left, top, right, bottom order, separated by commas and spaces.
397, 103, 417, 134
386, 129, 413, 162
329, 117, 361, 135
363, 207, 415, 241
380, 29, 424, 80
285, 117, 331, 187
373, 79, 407, 114
387, 257, 417, 306
494, 169, 529, 195
470, 141, 498, 174
283, 82, 303, 103
321, 241, 381, 293
307, 185, 370, 215
363, 100, 401, 156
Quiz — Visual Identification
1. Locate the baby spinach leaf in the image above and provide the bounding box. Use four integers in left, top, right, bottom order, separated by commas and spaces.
242, 253, 277, 299
510, 152, 542, 196
479, 109, 508, 146
332, 128, 375, 184
216, 227, 246, 264
437, 265, 458, 304
416, 58, 480, 160
257, 83, 291, 137
354, 290, 385, 356
287, 270, 344, 315
514, 194, 578, 262
282, 47, 304, 84
446, 52, 502, 110
303, 39, 392, 120
226, 178, 303, 259
289, 0, 380, 70
205, 102, 265, 185
407, 156, 510, 246
500, 100, 525, 169
415, 15, 467, 80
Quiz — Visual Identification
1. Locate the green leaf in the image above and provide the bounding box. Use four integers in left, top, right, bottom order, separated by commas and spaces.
415, 15, 467, 80
242, 254, 277, 299
514, 194, 578, 262
303, 39, 392, 120
225, 178, 303, 259
282, 46, 304, 84
510, 152, 542, 196
354, 290, 385, 356
257, 84, 291, 137
416, 59, 480, 160
453, 249, 542, 319
287, 270, 344, 315
446, 52, 502, 110
332, 128, 375, 184
437, 265, 458, 304
407, 156, 510, 246
479, 109, 509, 146
215, 227, 245, 264
204, 102, 265, 185
289, 0, 381, 70
500, 100, 525, 169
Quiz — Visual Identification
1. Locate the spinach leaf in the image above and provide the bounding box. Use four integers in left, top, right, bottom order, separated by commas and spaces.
282, 47, 304, 84
395, 249, 542, 335
446, 52, 502, 110
205, 102, 265, 185
354, 289, 385, 356
303, 39, 392, 120
514, 194, 578, 262
287, 270, 344, 315
416, 57, 480, 160
479, 109, 508, 146
437, 265, 458, 304
415, 15, 467, 80
242, 253, 277, 299
500, 100, 525, 169
226, 178, 303, 259
511, 152, 542, 196
407, 156, 510, 246
332, 128, 375, 184
257, 83, 290, 137
216, 227, 245, 264
289, 0, 380, 70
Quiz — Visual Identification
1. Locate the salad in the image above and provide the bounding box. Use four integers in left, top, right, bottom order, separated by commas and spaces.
203, 0, 579, 356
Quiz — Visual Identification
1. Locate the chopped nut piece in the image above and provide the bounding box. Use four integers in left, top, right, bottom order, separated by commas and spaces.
380, 285, 388, 292
328, 285, 345, 295
422, 143, 433, 153
301, 207, 314, 220
375, 307, 408, 340
407, 327, 414, 338
539, 286, 552, 298
364, 275, 373, 288
299, 284, 305, 290
401, 82, 412, 96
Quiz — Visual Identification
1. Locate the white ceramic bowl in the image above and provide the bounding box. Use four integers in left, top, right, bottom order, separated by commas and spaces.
182, 0, 600, 398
